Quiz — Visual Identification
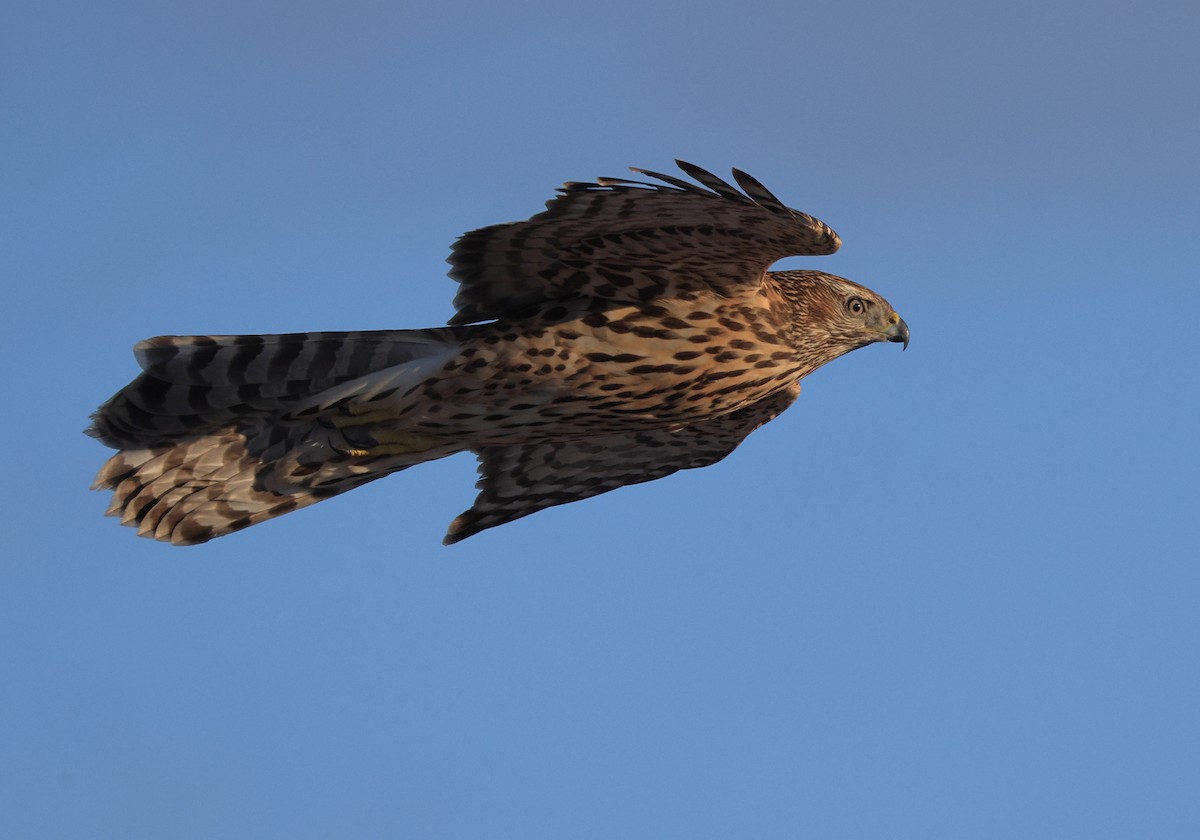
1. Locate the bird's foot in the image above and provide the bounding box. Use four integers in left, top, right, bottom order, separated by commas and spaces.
341, 427, 443, 457
330, 408, 398, 427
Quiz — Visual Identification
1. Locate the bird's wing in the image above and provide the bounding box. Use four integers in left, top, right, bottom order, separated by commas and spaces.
444, 382, 800, 543
446, 161, 841, 325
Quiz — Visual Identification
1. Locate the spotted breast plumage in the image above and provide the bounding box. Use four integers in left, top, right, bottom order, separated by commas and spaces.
89, 161, 909, 545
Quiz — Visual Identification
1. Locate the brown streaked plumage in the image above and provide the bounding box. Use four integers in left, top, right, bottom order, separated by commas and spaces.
88, 161, 909, 546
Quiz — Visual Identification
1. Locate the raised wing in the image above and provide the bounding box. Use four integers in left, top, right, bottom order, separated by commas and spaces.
446, 161, 841, 325
444, 382, 801, 543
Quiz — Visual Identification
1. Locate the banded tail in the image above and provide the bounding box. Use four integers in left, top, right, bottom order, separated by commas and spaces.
89, 329, 464, 545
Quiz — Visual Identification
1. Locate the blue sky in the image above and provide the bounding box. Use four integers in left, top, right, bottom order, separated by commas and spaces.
4, 1, 1198, 837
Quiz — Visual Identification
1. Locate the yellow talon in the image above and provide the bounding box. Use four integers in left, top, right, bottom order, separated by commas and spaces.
331, 407, 443, 456
342, 429, 443, 457
331, 409, 399, 427
364, 443, 437, 456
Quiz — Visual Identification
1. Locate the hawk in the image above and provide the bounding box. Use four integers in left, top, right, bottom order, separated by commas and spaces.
89, 161, 909, 546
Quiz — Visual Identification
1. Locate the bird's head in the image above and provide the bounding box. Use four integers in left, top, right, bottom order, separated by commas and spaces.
769, 270, 908, 370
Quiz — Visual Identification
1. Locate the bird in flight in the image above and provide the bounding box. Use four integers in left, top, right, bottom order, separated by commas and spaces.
89, 160, 909, 546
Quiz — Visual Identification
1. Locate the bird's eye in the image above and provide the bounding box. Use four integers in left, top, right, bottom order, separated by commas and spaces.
846, 297, 867, 315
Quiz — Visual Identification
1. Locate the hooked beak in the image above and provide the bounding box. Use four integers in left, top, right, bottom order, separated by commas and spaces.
884, 314, 910, 350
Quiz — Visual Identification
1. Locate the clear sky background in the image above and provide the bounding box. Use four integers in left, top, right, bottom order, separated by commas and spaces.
4, 1, 1198, 837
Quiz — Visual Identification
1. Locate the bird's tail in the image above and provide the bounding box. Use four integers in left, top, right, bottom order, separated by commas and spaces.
89, 328, 468, 545
87, 329, 466, 447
